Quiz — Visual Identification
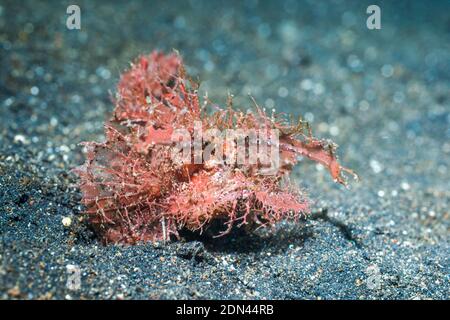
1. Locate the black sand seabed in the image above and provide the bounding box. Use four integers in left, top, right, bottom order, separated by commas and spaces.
0, 0, 448, 299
